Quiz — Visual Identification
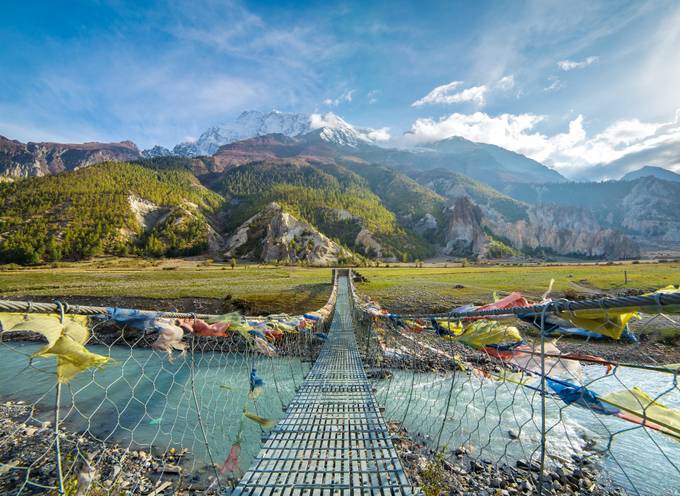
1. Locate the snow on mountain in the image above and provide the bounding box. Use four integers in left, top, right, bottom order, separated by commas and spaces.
172, 110, 390, 156
141, 145, 173, 158
173, 110, 311, 156
310, 113, 366, 147
308, 112, 391, 147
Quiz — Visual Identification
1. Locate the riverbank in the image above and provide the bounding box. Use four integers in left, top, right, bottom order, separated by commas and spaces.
0, 402, 226, 495
388, 419, 628, 496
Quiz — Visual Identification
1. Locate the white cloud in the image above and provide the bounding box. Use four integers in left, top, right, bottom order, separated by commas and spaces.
402, 112, 549, 158
413, 75, 518, 107
557, 56, 599, 71
367, 89, 380, 104
365, 127, 391, 141
401, 109, 680, 178
412, 81, 487, 107
323, 90, 355, 106
496, 75, 515, 90
543, 76, 563, 92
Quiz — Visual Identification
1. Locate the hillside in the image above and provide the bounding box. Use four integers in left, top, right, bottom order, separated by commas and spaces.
0, 121, 656, 264
0, 162, 223, 264
213, 160, 433, 262
201, 119, 566, 188
503, 177, 680, 244
0, 136, 141, 177
409, 168, 640, 259
621, 165, 680, 182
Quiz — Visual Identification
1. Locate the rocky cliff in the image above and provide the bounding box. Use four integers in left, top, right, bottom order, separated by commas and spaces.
427, 169, 641, 259
486, 204, 640, 259
620, 178, 680, 242
442, 197, 488, 257
503, 176, 680, 247
224, 202, 348, 265
0, 136, 141, 177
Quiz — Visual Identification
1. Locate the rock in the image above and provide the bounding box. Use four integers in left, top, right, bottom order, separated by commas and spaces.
224, 202, 348, 265
0, 136, 141, 177
516, 459, 540, 472
155, 463, 182, 474
443, 197, 488, 257
519, 481, 533, 492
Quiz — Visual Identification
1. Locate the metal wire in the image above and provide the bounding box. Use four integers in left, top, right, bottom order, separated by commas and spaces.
0, 279, 338, 494
349, 270, 680, 496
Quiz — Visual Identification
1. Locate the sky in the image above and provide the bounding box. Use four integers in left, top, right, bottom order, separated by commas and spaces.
1, 0, 679, 179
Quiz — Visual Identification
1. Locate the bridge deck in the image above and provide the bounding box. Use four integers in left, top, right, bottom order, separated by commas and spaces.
232, 275, 416, 495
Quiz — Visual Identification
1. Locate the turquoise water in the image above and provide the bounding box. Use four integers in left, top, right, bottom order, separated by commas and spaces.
1, 342, 678, 495
0, 342, 309, 477
375, 366, 680, 496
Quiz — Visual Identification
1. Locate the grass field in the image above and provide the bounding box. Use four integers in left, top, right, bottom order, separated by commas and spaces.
354, 261, 680, 313
0, 259, 333, 315
0, 258, 678, 315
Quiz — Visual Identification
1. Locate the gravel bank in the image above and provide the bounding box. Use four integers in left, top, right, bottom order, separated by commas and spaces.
0, 402, 230, 495
387, 420, 627, 496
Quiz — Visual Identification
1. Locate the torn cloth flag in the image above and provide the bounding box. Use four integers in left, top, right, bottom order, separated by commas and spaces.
546, 377, 619, 415
0, 313, 110, 383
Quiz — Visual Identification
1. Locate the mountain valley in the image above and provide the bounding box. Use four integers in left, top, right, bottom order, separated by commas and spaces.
1, 110, 678, 265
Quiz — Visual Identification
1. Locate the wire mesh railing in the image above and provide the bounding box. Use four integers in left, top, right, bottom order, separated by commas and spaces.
2, 267, 679, 495
349, 271, 680, 496
0, 272, 339, 495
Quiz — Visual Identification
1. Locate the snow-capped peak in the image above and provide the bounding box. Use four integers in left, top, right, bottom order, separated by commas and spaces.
309, 112, 365, 147
173, 110, 312, 156
309, 112, 391, 148
171, 110, 390, 156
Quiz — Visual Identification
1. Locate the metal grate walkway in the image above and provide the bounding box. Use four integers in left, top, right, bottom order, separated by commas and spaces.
232, 275, 417, 495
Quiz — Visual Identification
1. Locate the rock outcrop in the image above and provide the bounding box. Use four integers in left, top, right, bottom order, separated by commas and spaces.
419, 169, 641, 259
0, 136, 141, 177
224, 202, 347, 265
442, 197, 488, 257
621, 177, 680, 242
487, 204, 640, 259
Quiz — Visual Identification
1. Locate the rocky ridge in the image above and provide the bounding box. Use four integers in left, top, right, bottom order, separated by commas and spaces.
224, 202, 349, 265
0, 136, 141, 177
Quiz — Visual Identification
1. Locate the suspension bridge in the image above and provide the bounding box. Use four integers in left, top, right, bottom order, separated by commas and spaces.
233, 272, 417, 495
0, 269, 679, 495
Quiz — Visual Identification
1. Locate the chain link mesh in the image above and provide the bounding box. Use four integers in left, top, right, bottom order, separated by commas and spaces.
350, 274, 680, 496
0, 302, 334, 494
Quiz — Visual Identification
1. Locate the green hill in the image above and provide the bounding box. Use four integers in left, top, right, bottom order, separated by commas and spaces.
214, 160, 433, 261
0, 162, 223, 264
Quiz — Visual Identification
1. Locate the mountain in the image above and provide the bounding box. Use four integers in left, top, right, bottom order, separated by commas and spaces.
0, 153, 644, 264
171, 110, 315, 157
503, 176, 680, 246
0, 136, 141, 177
621, 165, 680, 182
212, 160, 433, 262
410, 169, 640, 259
0, 109, 565, 191
142, 145, 173, 159
170, 110, 388, 158
0, 109, 657, 263
375, 136, 566, 188
0, 162, 223, 264
207, 127, 565, 189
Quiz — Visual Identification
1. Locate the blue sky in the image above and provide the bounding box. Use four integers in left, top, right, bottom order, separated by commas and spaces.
1, 0, 679, 178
